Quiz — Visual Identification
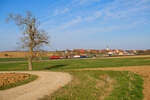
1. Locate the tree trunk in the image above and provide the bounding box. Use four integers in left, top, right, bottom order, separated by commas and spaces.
28, 56, 32, 70
28, 46, 33, 70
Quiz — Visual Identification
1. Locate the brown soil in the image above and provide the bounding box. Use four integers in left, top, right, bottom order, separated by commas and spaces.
0, 73, 30, 87
72, 66, 150, 100
0, 51, 53, 58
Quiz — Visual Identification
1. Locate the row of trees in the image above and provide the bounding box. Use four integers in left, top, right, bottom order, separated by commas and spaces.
136, 50, 150, 55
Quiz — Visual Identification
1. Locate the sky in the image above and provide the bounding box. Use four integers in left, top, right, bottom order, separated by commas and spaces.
0, 0, 150, 51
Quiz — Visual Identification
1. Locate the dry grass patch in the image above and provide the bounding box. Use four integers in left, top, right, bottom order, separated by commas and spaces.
98, 75, 115, 100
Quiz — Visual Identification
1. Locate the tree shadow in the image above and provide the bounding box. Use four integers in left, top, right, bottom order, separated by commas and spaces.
45, 64, 68, 70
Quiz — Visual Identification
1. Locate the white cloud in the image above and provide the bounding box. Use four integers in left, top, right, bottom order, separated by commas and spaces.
60, 16, 82, 29
84, 11, 102, 21
83, 0, 150, 22
78, 0, 101, 5
41, 0, 150, 33
53, 8, 69, 16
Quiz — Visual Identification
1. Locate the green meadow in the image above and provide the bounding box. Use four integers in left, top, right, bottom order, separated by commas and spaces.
0, 57, 150, 71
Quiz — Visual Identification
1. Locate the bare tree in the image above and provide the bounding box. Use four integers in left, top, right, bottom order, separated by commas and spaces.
7, 11, 49, 70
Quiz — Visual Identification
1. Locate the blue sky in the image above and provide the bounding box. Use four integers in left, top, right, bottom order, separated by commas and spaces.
0, 0, 150, 51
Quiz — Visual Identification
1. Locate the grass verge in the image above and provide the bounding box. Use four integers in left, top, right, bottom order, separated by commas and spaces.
0, 74, 38, 90
0, 58, 27, 62
40, 71, 143, 100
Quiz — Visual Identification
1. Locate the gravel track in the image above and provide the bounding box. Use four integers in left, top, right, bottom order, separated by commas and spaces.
0, 71, 72, 100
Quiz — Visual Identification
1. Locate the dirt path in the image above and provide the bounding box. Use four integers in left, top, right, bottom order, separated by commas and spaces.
0, 71, 72, 100
72, 66, 150, 100
109, 55, 150, 58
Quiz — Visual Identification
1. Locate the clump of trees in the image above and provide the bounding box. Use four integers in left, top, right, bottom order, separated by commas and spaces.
136, 50, 150, 55
7, 11, 49, 70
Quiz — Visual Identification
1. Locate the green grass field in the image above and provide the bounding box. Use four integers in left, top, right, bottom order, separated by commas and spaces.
0, 58, 27, 62
0, 57, 148, 100
0, 57, 150, 71
0, 57, 49, 62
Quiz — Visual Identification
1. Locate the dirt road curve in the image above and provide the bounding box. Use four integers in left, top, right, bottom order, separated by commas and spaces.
0, 71, 72, 100
72, 66, 150, 100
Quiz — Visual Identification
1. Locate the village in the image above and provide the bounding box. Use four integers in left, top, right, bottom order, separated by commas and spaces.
0, 48, 145, 59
